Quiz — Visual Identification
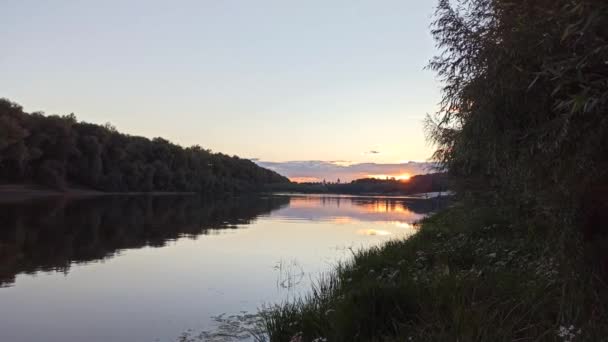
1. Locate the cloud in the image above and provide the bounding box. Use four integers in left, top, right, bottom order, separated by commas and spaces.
328, 160, 355, 166
256, 160, 436, 182
365, 150, 381, 154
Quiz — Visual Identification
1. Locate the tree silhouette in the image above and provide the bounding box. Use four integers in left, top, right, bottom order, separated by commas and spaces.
0, 99, 290, 193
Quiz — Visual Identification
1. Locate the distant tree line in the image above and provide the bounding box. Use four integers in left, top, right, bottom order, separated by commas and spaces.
0, 99, 289, 193
267, 173, 448, 195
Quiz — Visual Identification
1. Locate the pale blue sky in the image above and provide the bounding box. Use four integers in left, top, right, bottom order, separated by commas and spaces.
2, 0, 440, 165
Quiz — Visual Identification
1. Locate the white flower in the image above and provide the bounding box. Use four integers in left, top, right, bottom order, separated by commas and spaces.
557, 324, 580, 342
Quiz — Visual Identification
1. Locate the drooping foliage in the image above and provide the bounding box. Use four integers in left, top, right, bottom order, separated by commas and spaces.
0, 99, 289, 192
427, 0, 608, 212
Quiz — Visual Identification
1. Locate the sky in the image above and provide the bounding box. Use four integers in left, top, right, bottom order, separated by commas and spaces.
2, 0, 441, 181
257, 160, 434, 183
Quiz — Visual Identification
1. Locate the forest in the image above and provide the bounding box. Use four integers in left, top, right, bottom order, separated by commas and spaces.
0, 99, 289, 193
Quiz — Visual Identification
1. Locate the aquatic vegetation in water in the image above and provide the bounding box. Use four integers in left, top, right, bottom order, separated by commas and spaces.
274, 259, 306, 291
177, 312, 265, 342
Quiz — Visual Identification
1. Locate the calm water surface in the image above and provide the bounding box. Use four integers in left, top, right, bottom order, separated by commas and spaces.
0, 194, 444, 342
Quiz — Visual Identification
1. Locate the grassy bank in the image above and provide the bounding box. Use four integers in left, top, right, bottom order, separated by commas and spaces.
259, 202, 607, 341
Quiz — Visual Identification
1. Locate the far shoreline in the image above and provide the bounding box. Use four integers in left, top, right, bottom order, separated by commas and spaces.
268, 191, 453, 200
0, 184, 453, 204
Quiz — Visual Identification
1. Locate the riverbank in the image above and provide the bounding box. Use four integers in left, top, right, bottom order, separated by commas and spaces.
264, 173, 449, 197
0, 184, 196, 203
259, 202, 607, 341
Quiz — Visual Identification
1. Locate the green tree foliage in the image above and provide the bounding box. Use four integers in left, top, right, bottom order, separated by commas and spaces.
0, 99, 289, 192
426, 0, 608, 213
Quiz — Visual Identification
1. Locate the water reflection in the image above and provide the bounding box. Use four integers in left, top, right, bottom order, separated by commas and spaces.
0, 195, 289, 287
270, 194, 441, 224
0, 194, 447, 342
356, 229, 392, 236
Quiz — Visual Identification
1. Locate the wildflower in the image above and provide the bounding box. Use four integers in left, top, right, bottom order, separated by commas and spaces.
557, 324, 580, 342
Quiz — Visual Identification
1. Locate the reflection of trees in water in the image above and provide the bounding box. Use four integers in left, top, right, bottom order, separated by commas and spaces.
313, 196, 448, 215
0, 195, 290, 287
353, 197, 448, 214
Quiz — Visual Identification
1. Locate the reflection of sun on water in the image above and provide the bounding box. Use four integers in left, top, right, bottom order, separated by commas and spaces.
392, 221, 415, 229
279, 196, 423, 227
356, 229, 392, 236
359, 201, 413, 214
355, 222, 417, 237
331, 216, 355, 224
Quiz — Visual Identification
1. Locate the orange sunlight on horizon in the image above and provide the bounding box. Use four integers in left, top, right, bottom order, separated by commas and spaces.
290, 172, 413, 183
367, 173, 412, 181
290, 177, 321, 183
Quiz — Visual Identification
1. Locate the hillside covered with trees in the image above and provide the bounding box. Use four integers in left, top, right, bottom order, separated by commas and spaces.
0, 99, 289, 193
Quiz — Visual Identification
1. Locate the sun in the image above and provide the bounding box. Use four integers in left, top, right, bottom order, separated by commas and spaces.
396, 173, 411, 181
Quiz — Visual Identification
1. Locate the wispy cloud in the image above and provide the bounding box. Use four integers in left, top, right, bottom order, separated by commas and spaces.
366, 150, 381, 154
256, 160, 435, 182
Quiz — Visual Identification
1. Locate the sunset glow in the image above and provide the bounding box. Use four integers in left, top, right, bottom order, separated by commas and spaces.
290, 177, 322, 183
367, 173, 412, 181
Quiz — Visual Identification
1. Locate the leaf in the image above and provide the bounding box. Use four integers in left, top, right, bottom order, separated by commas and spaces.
527, 74, 541, 91
551, 84, 563, 97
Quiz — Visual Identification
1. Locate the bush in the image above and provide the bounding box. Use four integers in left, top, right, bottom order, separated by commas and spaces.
426, 0, 608, 217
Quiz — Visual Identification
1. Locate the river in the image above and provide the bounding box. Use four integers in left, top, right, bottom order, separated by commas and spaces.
0, 193, 445, 341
